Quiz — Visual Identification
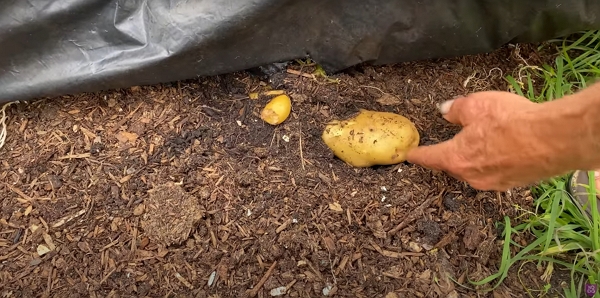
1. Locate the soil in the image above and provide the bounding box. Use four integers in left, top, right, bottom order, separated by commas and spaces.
0, 43, 568, 297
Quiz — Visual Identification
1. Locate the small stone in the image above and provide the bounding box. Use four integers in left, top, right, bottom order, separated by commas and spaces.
37, 245, 51, 256
208, 271, 216, 287
322, 284, 333, 296
270, 286, 287, 296
446, 290, 459, 298
133, 204, 145, 216
408, 242, 422, 253
385, 293, 399, 298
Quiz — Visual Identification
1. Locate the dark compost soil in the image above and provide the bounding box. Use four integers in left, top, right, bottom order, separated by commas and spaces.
0, 44, 565, 297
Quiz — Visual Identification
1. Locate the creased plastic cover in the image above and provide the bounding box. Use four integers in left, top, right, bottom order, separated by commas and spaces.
1, 0, 599, 103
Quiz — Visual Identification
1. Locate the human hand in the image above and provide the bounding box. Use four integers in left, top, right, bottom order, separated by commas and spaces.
406, 91, 565, 191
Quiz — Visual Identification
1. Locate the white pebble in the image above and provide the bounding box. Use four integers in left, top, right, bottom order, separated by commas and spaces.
322, 284, 333, 296
270, 286, 287, 296
208, 271, 216, 287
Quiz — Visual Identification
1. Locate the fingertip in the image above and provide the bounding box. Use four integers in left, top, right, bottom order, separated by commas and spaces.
405, 144, 445, 170
438, 99, 455, 115
405, 146, 425, 164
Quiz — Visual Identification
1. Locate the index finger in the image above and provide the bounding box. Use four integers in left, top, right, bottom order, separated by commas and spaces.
406, 140, 456, 172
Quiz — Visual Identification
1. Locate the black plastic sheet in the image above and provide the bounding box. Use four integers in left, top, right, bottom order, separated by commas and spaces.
1, 0, 600, 103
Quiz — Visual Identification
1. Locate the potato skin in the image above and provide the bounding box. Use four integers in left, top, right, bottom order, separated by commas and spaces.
321, 109, 420, 167
261, 94, 291, 125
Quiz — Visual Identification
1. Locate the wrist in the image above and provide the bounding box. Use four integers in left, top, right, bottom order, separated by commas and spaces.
535, 86, 600, 171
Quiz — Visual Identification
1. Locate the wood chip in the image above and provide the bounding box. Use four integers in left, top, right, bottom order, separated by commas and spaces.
335, 255, 349, 275
247, 261, 278, 297
115, 131, 138, 143
286, 69, 315, 79
51, 209, 86, 228
42, 233, 56, 250
328, 202, 343, 213
376, 93, 401, 105
5, 184, 33, 202
434, 231, 456, 249
133, 204, 145, 216
275, 219, 291, 233
58, 153, 91, 160
388, 188, 445, 235
174, 272, 193, 289
24, 205, 33, 216
322, 236, 336, 251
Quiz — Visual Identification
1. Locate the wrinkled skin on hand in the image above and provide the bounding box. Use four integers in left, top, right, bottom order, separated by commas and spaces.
406, 90, 600, 191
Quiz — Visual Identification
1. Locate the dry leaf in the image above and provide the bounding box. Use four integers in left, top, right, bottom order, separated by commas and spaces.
329, 202, 343, 213
37, 244, 51, 256
376, 93, 401, 106
116, 131, 138, 143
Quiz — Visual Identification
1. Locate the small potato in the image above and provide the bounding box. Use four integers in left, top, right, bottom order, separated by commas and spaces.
260, 94, 291, 125
321, 109, 419, 167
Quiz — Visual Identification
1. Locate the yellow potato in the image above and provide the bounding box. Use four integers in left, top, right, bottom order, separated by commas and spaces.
260, 94, 291, 125
321, 109, 420, 167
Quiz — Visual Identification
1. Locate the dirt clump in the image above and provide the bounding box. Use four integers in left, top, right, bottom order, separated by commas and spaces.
141, 182, 205, 246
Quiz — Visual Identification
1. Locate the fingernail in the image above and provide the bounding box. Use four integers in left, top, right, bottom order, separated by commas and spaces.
438, 99, 455, 115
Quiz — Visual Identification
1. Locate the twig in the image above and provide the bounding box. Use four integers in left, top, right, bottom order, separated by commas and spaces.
46, 267, 53, 295
5, 184, 33, 202
358, 85, 385, 94
388, 188, 445, 235
247, 261, 277, 297
0, 101, 17, 150
286, 69, 315, 79
51, 209, 86, 228
58, 153, 91, 160
99, 267, 116, 285
299, 124, 305, 170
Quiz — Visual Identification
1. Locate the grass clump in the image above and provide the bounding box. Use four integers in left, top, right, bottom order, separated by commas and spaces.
472, 30, 600, 297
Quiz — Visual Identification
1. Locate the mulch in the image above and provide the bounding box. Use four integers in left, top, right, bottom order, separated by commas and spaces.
0, 43, 564, 297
